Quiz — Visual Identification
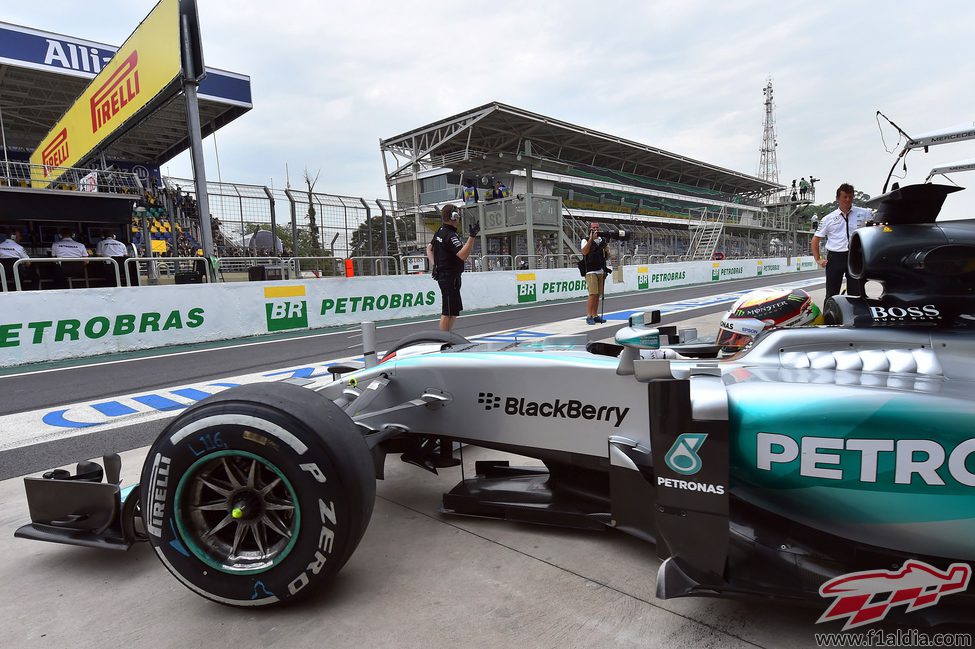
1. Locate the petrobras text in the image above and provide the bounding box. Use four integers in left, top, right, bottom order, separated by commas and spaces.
757, 433, 975, 486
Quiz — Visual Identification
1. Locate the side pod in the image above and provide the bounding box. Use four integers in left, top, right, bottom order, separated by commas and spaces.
647, 374, 731, 598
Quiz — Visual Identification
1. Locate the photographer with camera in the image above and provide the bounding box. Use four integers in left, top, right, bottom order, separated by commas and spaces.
580, 222, 612, 325
427, 203, 480, 332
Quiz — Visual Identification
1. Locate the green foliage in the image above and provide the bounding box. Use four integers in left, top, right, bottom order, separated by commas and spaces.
797, 190, 872, 223
349, 215, 416, 260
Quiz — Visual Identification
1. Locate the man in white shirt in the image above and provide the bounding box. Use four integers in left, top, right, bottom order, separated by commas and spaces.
96, 231, 129, 258
811, 183, 872, 302
51, 228, 88, 289
0, 228, 29, 261
0, 228, 36, 289
51, 228, 89, 258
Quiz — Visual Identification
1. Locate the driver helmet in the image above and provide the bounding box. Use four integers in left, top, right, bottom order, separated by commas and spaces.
716, 287, 823, 351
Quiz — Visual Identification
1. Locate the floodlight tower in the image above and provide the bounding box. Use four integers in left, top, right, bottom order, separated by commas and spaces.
758, 78, 780, 191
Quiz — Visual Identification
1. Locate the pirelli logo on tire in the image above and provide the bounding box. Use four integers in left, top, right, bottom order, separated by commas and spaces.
264, 285, 309, 332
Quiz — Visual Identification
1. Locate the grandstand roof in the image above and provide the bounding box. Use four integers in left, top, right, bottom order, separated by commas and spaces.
381, 102, 780, 196
0, 21, 252, 166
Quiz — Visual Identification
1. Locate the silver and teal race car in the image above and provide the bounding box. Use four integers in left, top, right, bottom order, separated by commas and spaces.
16, 183, 975, 627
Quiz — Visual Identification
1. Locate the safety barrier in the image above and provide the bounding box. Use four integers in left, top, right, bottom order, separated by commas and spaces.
0, 256, 818, 367
12, 257, 120, 291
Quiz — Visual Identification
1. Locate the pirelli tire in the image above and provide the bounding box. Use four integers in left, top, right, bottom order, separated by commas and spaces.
140, 382, 375, 607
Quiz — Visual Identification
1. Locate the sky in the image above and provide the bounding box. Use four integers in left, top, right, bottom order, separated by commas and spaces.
6, 0, 975, 218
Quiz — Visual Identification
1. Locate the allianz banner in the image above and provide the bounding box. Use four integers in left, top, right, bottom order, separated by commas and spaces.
29, 0, 195, 185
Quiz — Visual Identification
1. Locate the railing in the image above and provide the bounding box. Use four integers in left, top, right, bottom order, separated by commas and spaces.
12, 257, 121, 291
513, 254, 542, 270
1, 161, 143, 194
541, 254, 574, 269
479, 255, 514, 271
348, 256, 400, 276
125, 257, 211, 287
289, 256, 345, 278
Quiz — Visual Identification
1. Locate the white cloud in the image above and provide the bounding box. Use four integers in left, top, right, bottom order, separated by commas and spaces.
5, 0, 975, 217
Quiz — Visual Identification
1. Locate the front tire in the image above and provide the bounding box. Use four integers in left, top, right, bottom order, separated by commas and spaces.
141, 382, 375, 607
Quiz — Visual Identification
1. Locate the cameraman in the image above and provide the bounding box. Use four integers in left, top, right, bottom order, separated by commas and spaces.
580, 222, 610, 324
427, 203, 480, 332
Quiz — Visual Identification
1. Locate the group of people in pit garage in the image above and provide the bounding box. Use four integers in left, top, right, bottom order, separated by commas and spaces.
0, 227, 132, 290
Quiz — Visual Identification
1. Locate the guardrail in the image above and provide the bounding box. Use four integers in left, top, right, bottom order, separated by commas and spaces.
540, 254, 577, 269
125, 256, 211, 287
12, 257, 120, 291
289, 256, 345, 278
513, 254, 542, 270
479, 255, 514, 272
347, 255, 400, 276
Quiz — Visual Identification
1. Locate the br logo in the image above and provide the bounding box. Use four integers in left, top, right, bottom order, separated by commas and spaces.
516, 273, 537, 303
664, 433, 708, 475
757, 262, 763, 277
637, 267, 649, 290
264, 285, 308, 332
711, 263, 720, 282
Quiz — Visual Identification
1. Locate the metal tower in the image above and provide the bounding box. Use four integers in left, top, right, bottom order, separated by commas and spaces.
758, 78, 779, 187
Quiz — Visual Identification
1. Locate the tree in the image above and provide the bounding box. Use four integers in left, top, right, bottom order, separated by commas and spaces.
348, 215, 416, 275
797, 189, 872, 222
303, 168, 321, 254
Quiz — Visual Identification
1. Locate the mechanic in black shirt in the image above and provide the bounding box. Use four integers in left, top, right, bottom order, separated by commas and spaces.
427, 203, 479, 331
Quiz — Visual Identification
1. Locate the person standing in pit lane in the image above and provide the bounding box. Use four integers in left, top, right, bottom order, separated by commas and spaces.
427, 204, 479, 332
812, 183, 872, 302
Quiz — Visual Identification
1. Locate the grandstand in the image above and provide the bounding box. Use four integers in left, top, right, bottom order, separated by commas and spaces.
0, 17, 252, 287
379, 102, 816, 264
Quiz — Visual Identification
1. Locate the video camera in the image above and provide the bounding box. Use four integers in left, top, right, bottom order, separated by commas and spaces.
590, 225, 630, 242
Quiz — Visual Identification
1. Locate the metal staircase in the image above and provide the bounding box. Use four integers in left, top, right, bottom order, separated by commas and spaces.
686, 208, 724, 260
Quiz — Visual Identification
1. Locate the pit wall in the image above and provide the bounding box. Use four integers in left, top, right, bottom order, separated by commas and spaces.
0, 257, 816, 366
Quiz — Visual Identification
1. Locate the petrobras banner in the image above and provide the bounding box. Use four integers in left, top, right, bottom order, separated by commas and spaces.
0, 257, 814, 366
29, 0, 182, 185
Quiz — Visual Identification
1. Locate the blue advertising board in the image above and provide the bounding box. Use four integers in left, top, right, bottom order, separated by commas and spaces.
0, 21, 252, 107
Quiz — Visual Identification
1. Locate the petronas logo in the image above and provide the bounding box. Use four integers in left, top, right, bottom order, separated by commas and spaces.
664, 433, 708, 475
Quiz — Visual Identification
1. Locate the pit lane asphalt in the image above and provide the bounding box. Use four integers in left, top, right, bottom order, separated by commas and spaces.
1, 274, 848, 649
0, 271, 823, 416
0, 273, 823, 480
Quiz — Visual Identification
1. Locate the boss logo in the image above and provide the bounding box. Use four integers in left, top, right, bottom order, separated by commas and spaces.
868, 304, 940, 321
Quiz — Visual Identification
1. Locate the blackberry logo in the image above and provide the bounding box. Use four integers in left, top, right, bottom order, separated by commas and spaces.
479, 394, 630, 427
478, 392, 502, 410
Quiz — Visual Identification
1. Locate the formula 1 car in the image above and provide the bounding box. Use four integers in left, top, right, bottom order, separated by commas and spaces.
15, 183, 975, 625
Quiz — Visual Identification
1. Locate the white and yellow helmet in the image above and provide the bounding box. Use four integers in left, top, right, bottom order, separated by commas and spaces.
716, 287, 823, 351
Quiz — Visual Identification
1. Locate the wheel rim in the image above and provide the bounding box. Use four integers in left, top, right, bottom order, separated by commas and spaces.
174, 450, 301, 574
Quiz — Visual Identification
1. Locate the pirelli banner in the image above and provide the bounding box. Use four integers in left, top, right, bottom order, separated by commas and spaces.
29, 0, 204, 186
